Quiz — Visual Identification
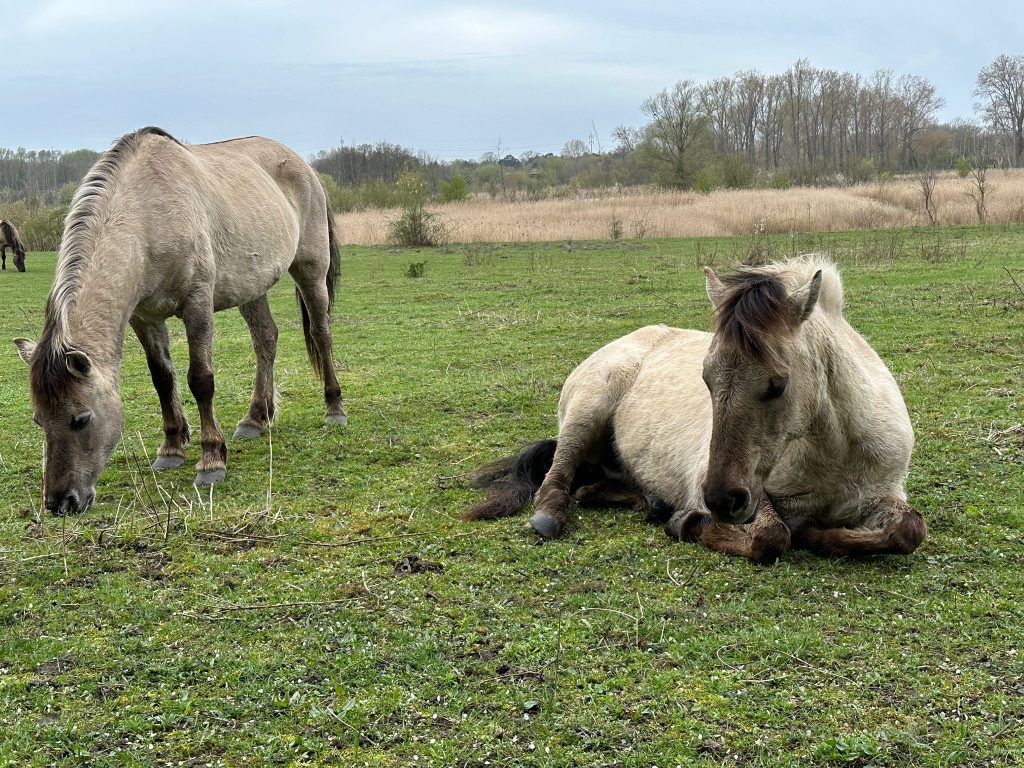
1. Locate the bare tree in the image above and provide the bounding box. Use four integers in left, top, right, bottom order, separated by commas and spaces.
964, 162, 992, 223
974, 54, 1024, 167
916, 169, 939, 225
640, 80, 710, 187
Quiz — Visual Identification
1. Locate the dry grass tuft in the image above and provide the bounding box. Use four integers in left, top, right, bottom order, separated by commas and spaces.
335, 169, 1024, 245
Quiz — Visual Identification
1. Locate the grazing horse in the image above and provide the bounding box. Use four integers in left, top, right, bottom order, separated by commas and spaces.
13, 126, 347, 514
0, 219, 27, 272
466, 258, 926, 564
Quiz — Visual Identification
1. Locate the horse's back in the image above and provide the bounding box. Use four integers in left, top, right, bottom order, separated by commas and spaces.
558, 325, 712, 509
126, 133, 326, 314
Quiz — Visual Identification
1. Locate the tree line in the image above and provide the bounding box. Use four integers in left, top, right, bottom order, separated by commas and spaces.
2, 55, 1022, 209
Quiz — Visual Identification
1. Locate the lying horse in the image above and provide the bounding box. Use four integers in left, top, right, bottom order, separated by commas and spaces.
467, 258, 926, 564
13, 127, 346, 514
1, 218, 27, 272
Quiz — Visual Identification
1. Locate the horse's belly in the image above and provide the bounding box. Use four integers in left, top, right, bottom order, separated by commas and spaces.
612, 366, 711, 511
212, 253, 289, 311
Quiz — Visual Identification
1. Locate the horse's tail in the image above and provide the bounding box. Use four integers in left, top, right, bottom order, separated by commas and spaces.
296, 197, 342, 381
463, 439, 558, 520
1, 220, 26, 258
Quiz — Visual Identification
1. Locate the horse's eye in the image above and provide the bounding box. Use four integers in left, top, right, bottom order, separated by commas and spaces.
70, 410, 93, 431
763, 377, 789, 401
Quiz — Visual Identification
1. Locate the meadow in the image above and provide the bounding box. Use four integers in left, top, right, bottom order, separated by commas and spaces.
0, 225, 1022, 766
338, 170, 1024, 245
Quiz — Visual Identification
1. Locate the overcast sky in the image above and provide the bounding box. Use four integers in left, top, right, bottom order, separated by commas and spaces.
1, 1, 1020, 159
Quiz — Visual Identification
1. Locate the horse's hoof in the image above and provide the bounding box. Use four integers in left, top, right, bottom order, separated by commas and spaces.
232, 422, 264, 439
529, 511, 562, 539
325, 413, 348, 427
152, 454, 185, 471
194, 468, 226, 487
666, 509, 709, 542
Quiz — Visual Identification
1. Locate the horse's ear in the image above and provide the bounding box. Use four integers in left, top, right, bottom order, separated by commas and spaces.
66, 350, 93, 379
790, 270, 823, 324
704, 267, 726, 307
13, 338, 36, 365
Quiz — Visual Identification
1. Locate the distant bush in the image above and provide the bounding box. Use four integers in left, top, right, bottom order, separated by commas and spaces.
439, 174, 469, 203
770, 168, 793, 190
721, 153, 754, 189
692, 167, 718, 194
0, 200, 65, 251
387, 171, 450, 247
955, 158, 972, 178
318, 172, 402, 212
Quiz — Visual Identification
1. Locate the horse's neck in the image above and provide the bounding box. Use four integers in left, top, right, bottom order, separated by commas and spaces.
56, 237, 140, 371
796, 317, 878, 449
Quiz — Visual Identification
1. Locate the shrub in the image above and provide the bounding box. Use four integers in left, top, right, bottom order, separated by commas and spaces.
387, 170, 450, 247
405, 261, 426, 278
692, 167, 718, 194
721, 153, 754, 188
770, 168, 793, 190
439, 174, 469, 203
955, 157, 972, 178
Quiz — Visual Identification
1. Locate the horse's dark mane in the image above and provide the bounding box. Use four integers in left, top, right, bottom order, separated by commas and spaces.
31, 127, 181, 409
713, 267, 792, 364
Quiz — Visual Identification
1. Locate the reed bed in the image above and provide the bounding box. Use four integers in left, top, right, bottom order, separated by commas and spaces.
335, 169, 1024, 245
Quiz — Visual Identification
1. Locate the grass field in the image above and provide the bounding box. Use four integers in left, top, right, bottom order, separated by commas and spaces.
0, 226, 1022, 767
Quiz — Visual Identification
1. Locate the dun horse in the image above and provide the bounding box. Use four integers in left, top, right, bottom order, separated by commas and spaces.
14, 127, 346, 514
467, 258, 926, 563
1, 219, 27, 272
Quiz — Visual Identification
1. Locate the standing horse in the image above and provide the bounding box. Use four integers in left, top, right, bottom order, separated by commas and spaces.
466, 258, 926, 564
13, 127, 346, 514
0, 219, 27, 272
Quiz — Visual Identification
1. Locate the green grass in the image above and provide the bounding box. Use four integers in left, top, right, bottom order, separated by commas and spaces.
0, 226, 1022, 766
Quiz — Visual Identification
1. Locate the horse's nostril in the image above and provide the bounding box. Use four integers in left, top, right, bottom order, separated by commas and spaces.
704, 485, 750, 521
728, 488, 749, 515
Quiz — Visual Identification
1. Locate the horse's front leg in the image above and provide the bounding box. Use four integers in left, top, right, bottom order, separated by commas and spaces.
182, 296, 227, 486
233, 295, 278, 439
666, 497, 792, 565
1, 246, 6, 270
130, 318, 190, 469
531, 416, 607, 539
792, 498, 926, 557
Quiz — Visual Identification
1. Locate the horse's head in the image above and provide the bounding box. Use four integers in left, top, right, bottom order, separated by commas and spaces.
14, 338, 124, 514
700, 265, 823, 524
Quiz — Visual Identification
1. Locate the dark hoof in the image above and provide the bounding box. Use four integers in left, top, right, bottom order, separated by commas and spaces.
232, 422, 264, 439
529, 511, 563, 540
152, 454, 185, 470
194, 468, 226, 487
325, 413, 348, 426
666, 509, 709, 542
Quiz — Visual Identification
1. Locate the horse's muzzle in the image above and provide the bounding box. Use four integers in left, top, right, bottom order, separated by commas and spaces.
45, 488, 95, 515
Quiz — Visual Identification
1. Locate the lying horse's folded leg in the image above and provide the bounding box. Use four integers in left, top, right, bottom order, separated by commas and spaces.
183, 295, 227, 486
531, 419, 605, 539
666, 497, 791, 565
234, 295, 279, 439
573, 478, 645, 509
793, 498, 926, 557
131, 318, 190, 470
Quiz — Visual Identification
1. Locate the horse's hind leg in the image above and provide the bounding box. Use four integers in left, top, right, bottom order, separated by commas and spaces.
290, 266, 347, 426
1, 245, 5, 270
130, 318, 190, 470
792, 498, 926, 557
181, 293, 228, 486
234, 295, 278, 439
666, 498, 792, 565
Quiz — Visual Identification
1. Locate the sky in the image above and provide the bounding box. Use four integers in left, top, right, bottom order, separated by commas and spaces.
1, 0, 1020, 160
